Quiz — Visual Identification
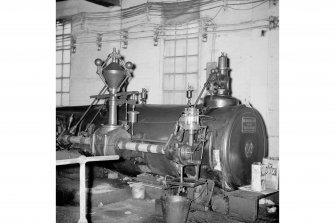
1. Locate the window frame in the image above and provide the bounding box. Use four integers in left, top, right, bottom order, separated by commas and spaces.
162, 22, 200, 105
56, 19, 71, 107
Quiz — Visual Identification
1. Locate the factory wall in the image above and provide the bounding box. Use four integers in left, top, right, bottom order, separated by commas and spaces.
56, 0, 279, 157
199, 3, 279, 157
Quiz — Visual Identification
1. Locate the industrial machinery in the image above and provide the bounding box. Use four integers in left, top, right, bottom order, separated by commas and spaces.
56, 49, 268, 203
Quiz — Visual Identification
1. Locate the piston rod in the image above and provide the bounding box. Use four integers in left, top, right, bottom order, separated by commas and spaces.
59, 135, 166, 154
117, 139, 166, 154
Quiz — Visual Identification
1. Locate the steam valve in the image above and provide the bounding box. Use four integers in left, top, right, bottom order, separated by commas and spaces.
140, 88, 148, 104
186, 86, 193, 106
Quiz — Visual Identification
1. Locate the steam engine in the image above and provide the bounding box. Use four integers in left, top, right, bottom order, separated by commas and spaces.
56, 48, 268, 193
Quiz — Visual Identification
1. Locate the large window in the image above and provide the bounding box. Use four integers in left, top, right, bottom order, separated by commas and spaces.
163, 22, 199, 104
56, 19, 71, 107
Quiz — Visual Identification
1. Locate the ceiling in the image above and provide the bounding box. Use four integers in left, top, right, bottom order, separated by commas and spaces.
56, 0, 120, 7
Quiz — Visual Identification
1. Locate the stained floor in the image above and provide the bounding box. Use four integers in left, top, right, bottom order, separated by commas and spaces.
56, 165, 278, 223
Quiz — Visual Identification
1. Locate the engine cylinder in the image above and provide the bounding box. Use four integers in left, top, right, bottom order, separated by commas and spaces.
115, 104, 268, 189
57, 103, 267, 190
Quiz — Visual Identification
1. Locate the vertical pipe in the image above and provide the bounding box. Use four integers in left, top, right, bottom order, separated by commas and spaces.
180, 165, 184, 184
78, 161, 88, 223
188, 130, 194, 146
131, 122, 134, 137
109, 88, 117, 125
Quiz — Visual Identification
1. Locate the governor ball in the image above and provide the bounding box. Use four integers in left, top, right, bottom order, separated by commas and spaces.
125, 61, 133, 69
94, 58, 103, 66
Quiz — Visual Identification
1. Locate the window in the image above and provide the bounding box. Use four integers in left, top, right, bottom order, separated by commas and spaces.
56, 19, 71, 107
163, 22, 199, 104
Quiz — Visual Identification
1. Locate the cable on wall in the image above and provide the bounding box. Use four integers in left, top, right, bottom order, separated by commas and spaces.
57, 0, 278, 51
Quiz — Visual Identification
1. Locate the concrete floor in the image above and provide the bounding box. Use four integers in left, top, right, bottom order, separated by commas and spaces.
56, 165, 278, 223
57, 198, 244, 223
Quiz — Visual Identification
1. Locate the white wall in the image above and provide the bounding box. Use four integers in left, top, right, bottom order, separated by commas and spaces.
56, 0, 279, 156
199, 3, 279, 157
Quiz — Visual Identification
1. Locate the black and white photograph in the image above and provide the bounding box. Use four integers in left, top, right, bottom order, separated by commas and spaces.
1, 0, 335, 223
55, 1, 279, 222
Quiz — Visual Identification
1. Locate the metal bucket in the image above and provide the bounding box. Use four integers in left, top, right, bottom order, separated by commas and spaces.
161, 195, 191, 223
129, 182, 145, 200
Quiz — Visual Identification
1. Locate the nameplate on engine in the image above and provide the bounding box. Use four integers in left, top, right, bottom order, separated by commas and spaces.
242, 117, 256, 133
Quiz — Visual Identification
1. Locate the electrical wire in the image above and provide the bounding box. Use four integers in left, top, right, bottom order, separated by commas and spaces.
56, 0, 275, 50
228, 0, 268, 6
228, 0, 269, 10
210, 6, 224, 21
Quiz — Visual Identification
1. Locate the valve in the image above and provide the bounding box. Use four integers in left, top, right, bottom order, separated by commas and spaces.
186, 86, 193, 106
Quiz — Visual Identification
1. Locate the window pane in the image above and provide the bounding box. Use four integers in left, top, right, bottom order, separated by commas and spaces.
64, 38, 71, 48
56, 93, 61, 106
56, 26, 63, 35
176, 39, 186, 56
63, 50, 71, 63
163, 74, 174, 90
56, 65, 62, 78
164, 40, 175, 57
56, 79, 62, 92
187, 38, 198, 55
174, 75, 186, 90
56, 51, 62, 64
187, 56, 198, 73
63, 64, 70, 77
164, 58, 174, 73
64, 23, 71, 34
62, 79, 70, 92
56, 39, 63, 48
62, 93, 70, 106
175, 57, 186, 73
186, 74, 198, 91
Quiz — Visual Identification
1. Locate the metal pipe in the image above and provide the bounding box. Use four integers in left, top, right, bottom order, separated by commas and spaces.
70, 86, 108, 134
117, 139, 165, 154
59, 135, 91, 145
56, 155, 120, 164
84, 103, 106, 132
188, 130, 194, 146
78, 160, 87, 223
180, 165, 184, 184
194, 80, 210, 105
109, 89, 117, 125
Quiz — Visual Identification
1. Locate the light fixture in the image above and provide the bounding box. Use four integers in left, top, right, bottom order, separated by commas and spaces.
269, 16, 279, 30
121, 30, 128, 49
97, 33, 102, 51
153, 29, 159, 46
202, 25, 208, 42
71, 36, 76, 54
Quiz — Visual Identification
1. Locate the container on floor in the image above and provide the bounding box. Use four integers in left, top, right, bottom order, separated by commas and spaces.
161, 195, 191, 223
129, 182, 145, 200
